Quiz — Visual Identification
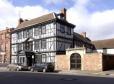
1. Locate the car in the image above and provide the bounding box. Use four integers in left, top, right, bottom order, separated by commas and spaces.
7, 63, 28, 71
30, 63, 54, 72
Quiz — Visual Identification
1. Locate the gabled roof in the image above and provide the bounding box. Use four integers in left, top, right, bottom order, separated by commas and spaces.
92, 38, 114, 49
17, 13, 55, 29
13, 11, 75, 32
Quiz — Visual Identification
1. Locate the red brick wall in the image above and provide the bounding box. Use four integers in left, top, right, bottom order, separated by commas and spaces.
0, 28, 13, 63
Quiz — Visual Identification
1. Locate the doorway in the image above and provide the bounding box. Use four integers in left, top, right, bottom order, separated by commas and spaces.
70, 53, 81, 70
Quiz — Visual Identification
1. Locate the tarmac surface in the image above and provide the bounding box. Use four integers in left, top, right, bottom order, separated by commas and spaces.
0, 63, 114, 77
0, 71, 114, 84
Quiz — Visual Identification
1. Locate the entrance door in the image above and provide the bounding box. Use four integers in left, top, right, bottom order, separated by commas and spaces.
26, 52, 34, 66
27, 56, 32, 66
70, 53, 81, 70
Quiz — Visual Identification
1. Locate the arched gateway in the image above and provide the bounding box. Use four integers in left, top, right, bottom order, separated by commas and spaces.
70, 53, 81, 70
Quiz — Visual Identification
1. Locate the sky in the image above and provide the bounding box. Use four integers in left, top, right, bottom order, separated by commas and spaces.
0, 0, 114, 40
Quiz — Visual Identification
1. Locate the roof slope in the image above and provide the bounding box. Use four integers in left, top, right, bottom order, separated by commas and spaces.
73, 32, 92, 44
92, 38, 114, 49
17, 13, 55, 29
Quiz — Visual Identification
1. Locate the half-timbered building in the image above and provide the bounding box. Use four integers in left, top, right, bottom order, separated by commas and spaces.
11, 8, 94, 66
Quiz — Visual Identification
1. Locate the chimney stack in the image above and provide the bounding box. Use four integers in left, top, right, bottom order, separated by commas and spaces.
18, 18, 24, 25
60, 8, 67, 20
80, 32, 86, 38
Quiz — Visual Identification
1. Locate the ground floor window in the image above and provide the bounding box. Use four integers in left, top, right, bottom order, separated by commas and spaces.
35, 53, 55, 63
19, 57, 26, 64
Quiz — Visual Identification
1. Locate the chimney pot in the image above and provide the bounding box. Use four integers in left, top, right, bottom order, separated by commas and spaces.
80, 32, 86, 37
18, 18, 24, 24
60, 8, 67, 20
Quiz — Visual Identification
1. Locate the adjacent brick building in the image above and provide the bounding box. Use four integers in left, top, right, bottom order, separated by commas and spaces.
0, 28, 14, 63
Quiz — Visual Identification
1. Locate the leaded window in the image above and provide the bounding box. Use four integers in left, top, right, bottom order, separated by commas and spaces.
42, 25, 46, 34
23, 30, 28, 38
34, 40, 41, 50
60, 24, 65, 33
17, 32, 22, 39
42, 54, 46, 63
41, 39, 46, 49
18, 43, 23, 51
23, 29, 33, 38
67, 27, 71, 35
26, 41, 33, 51
28, 29, 33, 37
12, 44, 17, 53
34, 26, 42, 36
34, 39, 46, 49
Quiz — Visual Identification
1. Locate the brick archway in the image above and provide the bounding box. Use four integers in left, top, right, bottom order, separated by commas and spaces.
70, 53, 81, 70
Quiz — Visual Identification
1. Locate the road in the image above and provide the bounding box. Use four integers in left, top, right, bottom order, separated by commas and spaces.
0, 71, 114, 84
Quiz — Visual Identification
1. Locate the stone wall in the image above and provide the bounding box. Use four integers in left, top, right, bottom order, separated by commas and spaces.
55, 48, 86, 71
55, 55, 69, 71
82, 53, 103, 71
55, 48, 114, 71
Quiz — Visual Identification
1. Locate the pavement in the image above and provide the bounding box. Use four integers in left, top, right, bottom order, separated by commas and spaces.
0, 63, 114, 78
0, 63, 9, 72
58, 70, 114, 77
0, 67, 8, 72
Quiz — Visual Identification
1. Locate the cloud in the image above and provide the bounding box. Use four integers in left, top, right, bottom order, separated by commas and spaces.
16, 6, 49, 19
0, 0, 49, 30
0, 0, 114, 40
67, 0, 114, 40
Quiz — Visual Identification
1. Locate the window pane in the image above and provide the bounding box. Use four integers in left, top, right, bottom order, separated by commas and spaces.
60, 24, 65, 33
41, 39, 46, 49
34, 28, 38, 36
34, 26, 41, 36
18, 43, 23, 51
42, 26, 46, 34
23, 30, 28, 38
34, 40, 41, 50
18, 32, 22, 39
42, 54, 46, 63
67, 27, 71, 35
28, 29, 33, 37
